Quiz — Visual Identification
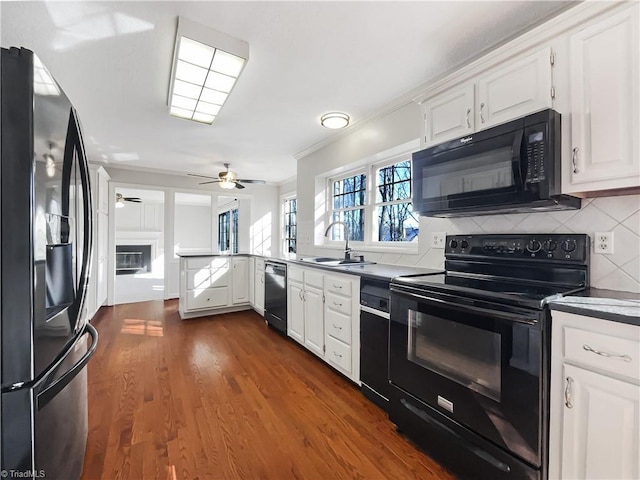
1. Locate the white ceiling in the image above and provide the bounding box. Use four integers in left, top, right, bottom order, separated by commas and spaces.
2, 1, 573, 185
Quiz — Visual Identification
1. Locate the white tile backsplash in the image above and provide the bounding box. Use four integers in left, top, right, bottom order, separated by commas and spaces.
410, 194, 640, 294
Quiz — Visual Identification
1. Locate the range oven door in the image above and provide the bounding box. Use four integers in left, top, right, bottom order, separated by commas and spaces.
389, 285, 546, 468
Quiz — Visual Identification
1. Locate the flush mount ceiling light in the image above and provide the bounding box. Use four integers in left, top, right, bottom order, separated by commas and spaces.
168, 17, 249, 125
320, 112, 350, 129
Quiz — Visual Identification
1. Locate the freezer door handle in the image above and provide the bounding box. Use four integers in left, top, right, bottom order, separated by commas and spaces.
36, 323, 98, 410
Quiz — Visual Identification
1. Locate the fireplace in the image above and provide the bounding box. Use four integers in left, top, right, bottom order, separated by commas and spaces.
116, 244, 152, 275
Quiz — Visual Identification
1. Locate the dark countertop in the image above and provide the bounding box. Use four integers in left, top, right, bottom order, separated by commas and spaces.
176, 252, 442, 281
550, 288, 640, 326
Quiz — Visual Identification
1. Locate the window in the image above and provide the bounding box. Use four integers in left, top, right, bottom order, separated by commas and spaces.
325, 154, 419, 248
329, 173, 366, 241
283, 197, 297, 254
375, 160, 418, 242
218, 208, 238, 253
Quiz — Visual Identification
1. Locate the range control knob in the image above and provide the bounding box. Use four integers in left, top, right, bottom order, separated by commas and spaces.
449, 239, 459, 249
561, 239, 577, 253
543, 240, 558, 252
460, 240, 469, 249
526, 240, 542, 253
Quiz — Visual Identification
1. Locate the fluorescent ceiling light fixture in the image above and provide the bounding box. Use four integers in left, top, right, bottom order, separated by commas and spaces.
321, 112, 350, 129
168, 18, 249, 125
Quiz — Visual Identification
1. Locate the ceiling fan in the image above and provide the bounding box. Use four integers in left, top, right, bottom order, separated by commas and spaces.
188, 163, 266, 190
115, 192, 142, 208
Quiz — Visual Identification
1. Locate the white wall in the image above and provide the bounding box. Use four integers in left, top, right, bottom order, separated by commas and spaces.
174, 204, 212, 251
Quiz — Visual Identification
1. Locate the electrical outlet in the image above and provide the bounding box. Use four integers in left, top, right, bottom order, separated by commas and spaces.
431, 232, 446, 249
594, 232, 614, 254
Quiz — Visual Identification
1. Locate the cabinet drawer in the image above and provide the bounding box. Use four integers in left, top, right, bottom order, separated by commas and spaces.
326, 335, 352, 374
325, 291, 351, 316
304, 269, 324, 289
187, 269, 215, 290
289, 266, 304, 283
325, 308, 351, 345
563, 326, 640, 380
186, 256, 228, 270
186, 287, 228, 310
255, 258, 265, 272
325, 275, 352, 296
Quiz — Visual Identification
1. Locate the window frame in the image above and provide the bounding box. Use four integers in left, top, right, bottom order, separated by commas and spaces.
324, 151, 419, 252
281, 194, 297, 256
218, 207, 239, 254
326, 168, 368, 247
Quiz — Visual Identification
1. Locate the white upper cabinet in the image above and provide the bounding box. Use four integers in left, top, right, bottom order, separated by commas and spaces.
565, 5, 639, 193
476, 47, 553, 129
422, 84, 474, 146
420, 47, 552, 148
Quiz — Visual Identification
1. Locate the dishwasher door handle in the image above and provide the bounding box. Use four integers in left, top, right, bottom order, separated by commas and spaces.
360, 305, 390, 320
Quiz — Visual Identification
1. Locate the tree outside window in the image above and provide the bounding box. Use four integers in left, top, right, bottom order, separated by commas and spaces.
283, 197, 297, 254
330, 173, 366, 241
376, 160, 419, 242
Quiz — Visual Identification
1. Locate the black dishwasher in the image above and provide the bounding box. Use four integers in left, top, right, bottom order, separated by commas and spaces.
264, 261, 287, 335
360, 278, 391, 411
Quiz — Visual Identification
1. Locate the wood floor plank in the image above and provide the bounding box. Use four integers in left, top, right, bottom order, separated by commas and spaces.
81, 300, 453, 480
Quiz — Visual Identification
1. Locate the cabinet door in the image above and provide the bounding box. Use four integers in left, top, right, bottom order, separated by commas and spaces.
96, 212, 108, 307
561, 364, 640, 480
287, 281, 305, 344
249, 257, 255, 306
567, 6, 639, 192
232, 257, 249, 304
422, 84, 474, 146
97, 168, 110, 214
476, 47, 552, 129
304, 285, 324, 358
255, 271, 265, 311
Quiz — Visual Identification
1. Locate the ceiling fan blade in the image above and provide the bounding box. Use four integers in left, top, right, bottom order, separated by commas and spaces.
198, 180, 221, 185
234, 183, 246, 190
237, 179, 266, 184
187, 173, 218, 180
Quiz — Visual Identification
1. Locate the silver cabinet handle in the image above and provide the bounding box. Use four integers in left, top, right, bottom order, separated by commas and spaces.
466, 108, 471, 128
333, 284, 342, 289
332, 324, 342, 330
333, 352, 342, 358
572, 148, 579, 174
480, 103, 485, 123
565, 376, 573, 408
583, 344, 632, 362
333, 301, 342, 307
299, 290, 304, 301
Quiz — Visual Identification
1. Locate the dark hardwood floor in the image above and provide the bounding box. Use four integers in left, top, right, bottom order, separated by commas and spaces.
81, 300, 453, 480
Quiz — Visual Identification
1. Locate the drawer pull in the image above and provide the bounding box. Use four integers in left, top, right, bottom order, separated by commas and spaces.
583, 344, 632, 362
333, 284, 342, 289
564, 376, 573, 409
332, 324, 342, 330
333, 301, 342, 307
333, 352, 342, 358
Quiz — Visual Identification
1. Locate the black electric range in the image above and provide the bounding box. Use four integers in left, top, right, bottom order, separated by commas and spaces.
388, 233, 590, 480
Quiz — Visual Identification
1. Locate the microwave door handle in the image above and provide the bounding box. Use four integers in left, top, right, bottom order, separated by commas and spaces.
513, 130, 527, 185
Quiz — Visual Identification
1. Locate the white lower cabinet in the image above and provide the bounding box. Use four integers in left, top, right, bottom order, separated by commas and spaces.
549, 311, 640, 480
286, 265, 360, 383
254, 258, 265, 315
178, 256, 251, 319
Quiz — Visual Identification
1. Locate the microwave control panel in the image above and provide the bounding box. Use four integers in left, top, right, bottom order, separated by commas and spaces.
525, 130, 546, 183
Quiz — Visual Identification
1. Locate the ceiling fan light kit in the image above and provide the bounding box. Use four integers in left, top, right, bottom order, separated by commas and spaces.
168, 17, 249, 125
187, 163, 265, 190
320, 112, 350, 129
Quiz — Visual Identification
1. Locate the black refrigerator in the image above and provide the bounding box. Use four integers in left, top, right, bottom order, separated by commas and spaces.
1, 47, 98, 479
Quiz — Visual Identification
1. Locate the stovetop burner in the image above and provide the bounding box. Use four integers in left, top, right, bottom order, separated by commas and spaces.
393, 233, 590, 309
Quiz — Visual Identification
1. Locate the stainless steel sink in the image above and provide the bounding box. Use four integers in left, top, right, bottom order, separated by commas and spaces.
299, 257, 376, 266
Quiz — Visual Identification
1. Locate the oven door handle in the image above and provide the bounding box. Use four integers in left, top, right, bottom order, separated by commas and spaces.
391, 288, 538, 325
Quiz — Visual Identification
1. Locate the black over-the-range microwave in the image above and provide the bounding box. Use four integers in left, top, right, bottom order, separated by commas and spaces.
412, 109, 581, 217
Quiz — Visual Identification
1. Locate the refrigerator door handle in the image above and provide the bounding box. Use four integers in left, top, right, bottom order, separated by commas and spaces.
35, 323, 98, 410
